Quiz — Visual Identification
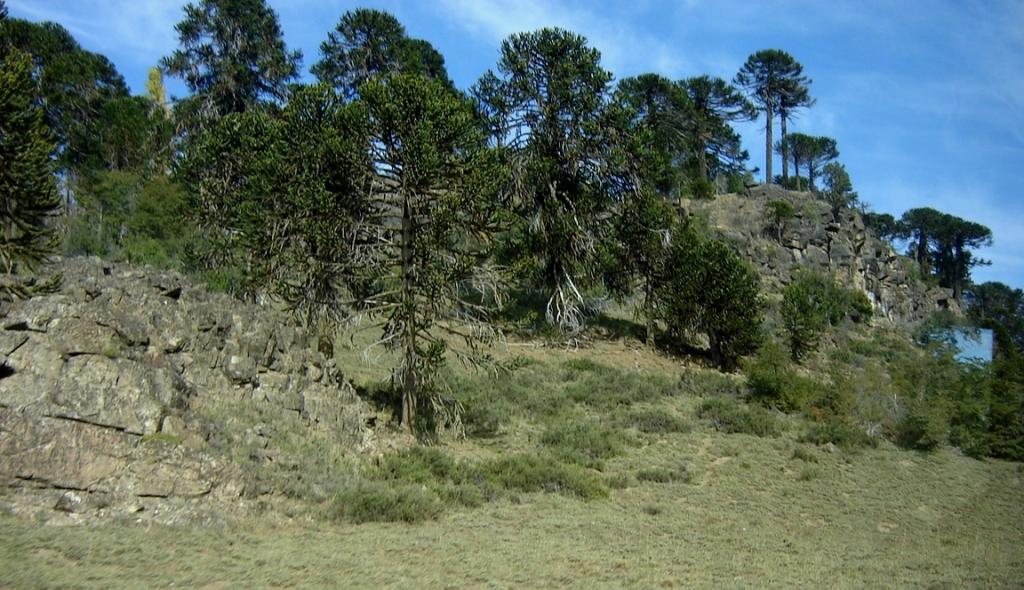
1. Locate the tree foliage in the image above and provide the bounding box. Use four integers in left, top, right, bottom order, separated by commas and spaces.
357, 74, 503, 432
821, 161, 858, 220
312, 8, 451, 99
782, 272, 870, 361
897, 208, 991, 299
1, 18, 129, 174
734, 49, 809, 185
474, 28, 615, 332
764, 199, 794, 243
0, 49, 61, 300
612, 74, 687, 197
966, 281, 1024, 356
161, 0, 301, 122
655, 225, 762, 370
678, 75, 755, 182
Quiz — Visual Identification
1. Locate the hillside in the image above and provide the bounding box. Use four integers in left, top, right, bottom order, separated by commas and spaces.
688, 185, 957, 324
1, 253, 1023, 588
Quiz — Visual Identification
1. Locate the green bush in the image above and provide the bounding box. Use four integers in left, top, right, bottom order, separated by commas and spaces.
617, 407, 691, 434
373, 447, 467, 484
893, 399, 947, 451
697, 397, 781, 437
656, 227, 763, 370
689, 176, 716, 200
330, 483, 442, 524
478, 454, 608, 500
745, 343, 822, 413
540, 421, 628, 469
562, 359, 677, 409
800, 420, 877, 451
782, 272, 870, 361
637, 464, 691, 484
764, 199, 795, 242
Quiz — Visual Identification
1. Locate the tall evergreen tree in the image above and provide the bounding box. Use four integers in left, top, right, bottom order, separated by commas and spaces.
677, 75, 756, 182
161, 0, 301, 121
146, 67, 170, 116
1, 19, 128, 176
898, 207, 946, 276
357, 74, 502, 432
967, 282, 1024, 355
932, 216, 991, 300
474, 28, 615, 332
0, 49, 61, 300
805, 135, 838, 190
734, 50, 807, 185
776, 76, 813, 183
821, 161, 857, 221
312, 9, 450, 99
612, 74, 688, 197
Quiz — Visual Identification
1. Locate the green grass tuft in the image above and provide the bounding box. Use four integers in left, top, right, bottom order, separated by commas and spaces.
697, 397, 782, 437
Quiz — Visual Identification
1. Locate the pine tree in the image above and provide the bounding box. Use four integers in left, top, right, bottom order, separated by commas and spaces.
0, 50, 61, 300
474, 28, 615, 332
312, 8, 451, 99
734, 50, 809, 185
162, 0, 301, 121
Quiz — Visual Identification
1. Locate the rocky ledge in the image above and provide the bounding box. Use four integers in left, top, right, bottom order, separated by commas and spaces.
0, 257, 375, 525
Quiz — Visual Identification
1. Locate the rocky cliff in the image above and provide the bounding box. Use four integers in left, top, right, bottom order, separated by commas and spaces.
687, 185, 957, 323
0, 257, 377, 525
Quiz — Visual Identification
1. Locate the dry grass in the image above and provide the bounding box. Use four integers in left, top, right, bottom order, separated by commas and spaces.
2, 336, 1022, 588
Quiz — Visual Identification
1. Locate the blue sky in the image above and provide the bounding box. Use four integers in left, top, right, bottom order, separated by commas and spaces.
10, 0, 1024, 288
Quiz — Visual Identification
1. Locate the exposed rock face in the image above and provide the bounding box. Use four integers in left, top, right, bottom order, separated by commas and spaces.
0, 257, 375, 524
688, 186, 959, 324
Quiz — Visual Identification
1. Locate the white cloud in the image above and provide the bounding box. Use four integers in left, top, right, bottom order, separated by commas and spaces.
434, 0, 692, 78
9, 0, 180, 56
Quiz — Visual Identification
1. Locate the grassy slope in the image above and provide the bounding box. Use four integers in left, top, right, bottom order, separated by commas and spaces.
2, 337, 1023, 589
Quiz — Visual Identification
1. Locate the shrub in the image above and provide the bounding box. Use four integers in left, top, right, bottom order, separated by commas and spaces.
893, 399, 947, 451
478, 454, 608, 500
562, 359, 677, 409
331, 483, 442, 524
656, 227, 763, 370
617, 407, 691, 434
782, 272, 870, 361
637, 463, 691, 484
800, 420, 877, 451
791, 446, 819, 463
764, 199, 795, 242
697, 397, 781, 437
689, 176, 716, 200
373, 447, 467, 484
745, 343, 822, 413
540, 421, 627, 469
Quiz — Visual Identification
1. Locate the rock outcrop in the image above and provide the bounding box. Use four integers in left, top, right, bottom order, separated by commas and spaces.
687, 186, 958, 323
0, 257, 375, 524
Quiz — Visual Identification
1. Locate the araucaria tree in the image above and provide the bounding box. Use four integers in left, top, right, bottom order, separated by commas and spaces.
161, 0, 301, 120
734, 50, 809, 185
474, 28, 615, 332
0, 49, 61, 300
312, 8, 451, 99
655, 225, 762, 370
677, 75, 756, 182
776, 76, 813, 184
357, 74, 502, 433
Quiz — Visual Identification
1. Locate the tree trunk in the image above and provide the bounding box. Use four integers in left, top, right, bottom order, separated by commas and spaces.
400, 192, 417, 433
914, 231, 932, 276
697, 147, 709, 182
764, 104, 774, 184
644, 281, 655, 347
780, 110, 789, 183
794, 154, 802, 191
